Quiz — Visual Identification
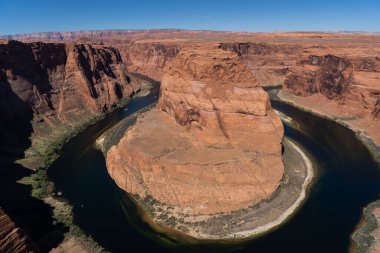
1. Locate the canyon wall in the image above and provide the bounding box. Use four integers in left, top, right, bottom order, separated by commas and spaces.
220, 42, 302, 85
0, 40, 139, 149
106, 44, 284, 216
220, 42, 380, 147
117, 41, 302, 84
0, 208, 37, 253
284, 54, 353, 97
284, 54, 379, 97
0, 40, 142, 252
220, 42, 380, 119
283, 54, 380, 120
116, 41, 181, 80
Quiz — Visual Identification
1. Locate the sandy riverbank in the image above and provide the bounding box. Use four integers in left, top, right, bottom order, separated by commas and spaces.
227, 140, 314, 239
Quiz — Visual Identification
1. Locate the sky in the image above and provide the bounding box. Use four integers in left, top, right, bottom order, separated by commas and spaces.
1, 0, 379, 35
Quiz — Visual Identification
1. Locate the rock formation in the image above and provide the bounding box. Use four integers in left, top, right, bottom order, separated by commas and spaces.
372, 98, 380, 119
106, 44, 284, 216
284, 54, 353, 98
0, 40, 142, 252
0, 208, 37, 253
281, 53, 380, 147
116, 41, 181, 80
0, 40, 138, 149
220, 42, 301, 86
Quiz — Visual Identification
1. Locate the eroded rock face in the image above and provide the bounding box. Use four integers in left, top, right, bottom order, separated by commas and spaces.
0, 208, 37, 253
220, 42, 301, 86
158, 44, 283, 152
0, 40, 141, 251
284, 54, 353, 98
0, 40, 137, 148
106, 44, 284, 215
373, 98, 380, 119
117, 41, 181, 81
283, 54, 380, 123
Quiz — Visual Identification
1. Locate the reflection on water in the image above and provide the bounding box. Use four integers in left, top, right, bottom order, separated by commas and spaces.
48, 87, 380, 253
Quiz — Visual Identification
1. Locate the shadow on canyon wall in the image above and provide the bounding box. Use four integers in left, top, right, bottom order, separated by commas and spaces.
0, 76, 68, 252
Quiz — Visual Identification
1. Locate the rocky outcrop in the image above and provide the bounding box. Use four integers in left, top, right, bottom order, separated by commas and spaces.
220, 42, 302, 86
283, 54, 380, 118
373, 98, 380, 119
0, 39, 142, 252
0, 40, 138, 149
157, 44, 283, 152
280, 53, 380, 149
116, 41, 181, 80
0, 208, 37, 253
106, 44, 284, 216
284, 54, 353, 98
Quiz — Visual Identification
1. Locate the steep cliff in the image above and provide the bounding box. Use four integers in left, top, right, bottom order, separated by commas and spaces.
220, 42, 302, 86
0, 208, 37, 253
283, 54, 380, 118
278, 53, 380, 150
284, 54, 353, 98
0, 40, 141, 252
157, 44, 283, 152
0, 40, 138, 149
106, 44, 284, 218
116, 41, 181, 80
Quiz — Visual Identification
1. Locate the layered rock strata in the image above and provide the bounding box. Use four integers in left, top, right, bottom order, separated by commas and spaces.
116, 41, 181, 81
220, 42, 302, 86
106, 44, 284, 217
281, 54, 380, 147
0, 40, 138, 149
0, 208, 36, 253
0, 40, 141, 251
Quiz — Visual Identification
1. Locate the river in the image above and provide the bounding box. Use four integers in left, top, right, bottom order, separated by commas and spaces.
48, 85, 380, 253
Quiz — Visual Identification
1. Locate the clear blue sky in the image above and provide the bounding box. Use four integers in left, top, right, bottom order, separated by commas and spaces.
1, 0, 379, 35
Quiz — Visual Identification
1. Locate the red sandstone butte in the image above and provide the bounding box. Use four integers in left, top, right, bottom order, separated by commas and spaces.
106, 44, 284, 215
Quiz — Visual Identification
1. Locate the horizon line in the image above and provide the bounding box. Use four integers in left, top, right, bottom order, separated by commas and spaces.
1, 28, 380, 37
